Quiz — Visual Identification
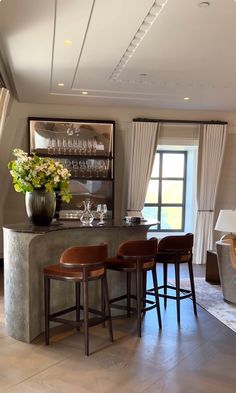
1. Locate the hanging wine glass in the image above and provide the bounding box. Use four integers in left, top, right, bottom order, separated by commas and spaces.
51, 138, 56, 154
73, 138, 78, 154
92, 138, 97, 155
96, 204, 107, 226
78, 139, 83, 155
79, 160, 86, 177
87, 139, 92, 155
47, 138, 52, 155
82, 139, 87, 155
56, 138, 62, 154
72, 159, 79, 177
62, 138, 67, 154
68, 139, 73, 154
86, 160, 92, 177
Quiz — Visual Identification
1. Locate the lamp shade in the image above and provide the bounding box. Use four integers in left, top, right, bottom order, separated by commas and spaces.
215, 210, 236, 233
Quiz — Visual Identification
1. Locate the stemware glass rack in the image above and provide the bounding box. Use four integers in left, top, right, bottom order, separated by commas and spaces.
28, 117, 115, 218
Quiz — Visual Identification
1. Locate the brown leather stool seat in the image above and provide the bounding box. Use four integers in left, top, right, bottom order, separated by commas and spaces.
106, 256, 155, 271
147, 233, 197, 323
44, 264, 105, 279
106, 237, 162, 337
44, 243, 113, 356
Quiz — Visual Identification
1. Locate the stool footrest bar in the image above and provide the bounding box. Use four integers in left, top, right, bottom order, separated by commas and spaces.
50, 306, 77, 318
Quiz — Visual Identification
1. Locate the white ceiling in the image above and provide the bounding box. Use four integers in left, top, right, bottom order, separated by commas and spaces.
1, 0, 236, 111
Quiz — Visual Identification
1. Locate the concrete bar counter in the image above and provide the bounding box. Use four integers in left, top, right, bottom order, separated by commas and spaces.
3, 219, 156, 343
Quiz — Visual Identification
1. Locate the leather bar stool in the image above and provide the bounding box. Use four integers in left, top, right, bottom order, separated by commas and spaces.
44, 242, 113, 356
147, 233, 197, 323
106, 237, 162, 337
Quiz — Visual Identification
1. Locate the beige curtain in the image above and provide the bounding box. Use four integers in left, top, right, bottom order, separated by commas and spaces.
0, 87, 10, 137
194, 123, 227, 264
127, 121, 159, 216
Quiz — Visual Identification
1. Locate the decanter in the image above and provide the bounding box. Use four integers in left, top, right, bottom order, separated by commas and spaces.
80, 199, 94, 225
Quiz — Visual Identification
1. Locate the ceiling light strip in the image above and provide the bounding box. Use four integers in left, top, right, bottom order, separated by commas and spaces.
109, 0, 169, 81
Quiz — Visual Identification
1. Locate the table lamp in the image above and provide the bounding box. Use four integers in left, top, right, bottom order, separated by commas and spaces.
215, 210, 236, 249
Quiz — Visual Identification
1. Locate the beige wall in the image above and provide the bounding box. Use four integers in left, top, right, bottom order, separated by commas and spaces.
1, 99, 236, 255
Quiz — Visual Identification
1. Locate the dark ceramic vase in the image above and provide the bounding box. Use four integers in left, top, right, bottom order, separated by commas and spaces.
25, 190, 56, 226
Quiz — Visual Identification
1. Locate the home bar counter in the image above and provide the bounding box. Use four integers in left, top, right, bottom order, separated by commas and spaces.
3, 219, 156, 343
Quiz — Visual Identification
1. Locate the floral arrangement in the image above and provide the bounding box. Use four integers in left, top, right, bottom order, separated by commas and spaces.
8, 149, 71, 202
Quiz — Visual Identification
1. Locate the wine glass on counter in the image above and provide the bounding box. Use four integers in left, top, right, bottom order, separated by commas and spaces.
96, 204, 107, 226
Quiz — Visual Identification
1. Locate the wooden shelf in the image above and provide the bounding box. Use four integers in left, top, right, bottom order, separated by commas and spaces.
32, 152, 113, 160
70, 177, 113, 181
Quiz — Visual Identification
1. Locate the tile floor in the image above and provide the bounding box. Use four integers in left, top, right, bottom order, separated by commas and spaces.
0, 264, 236, 393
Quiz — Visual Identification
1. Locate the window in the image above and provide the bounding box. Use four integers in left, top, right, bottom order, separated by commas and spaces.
142, 151, 187, 231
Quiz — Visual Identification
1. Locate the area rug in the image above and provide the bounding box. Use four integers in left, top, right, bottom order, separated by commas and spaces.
169, 277, 236, 332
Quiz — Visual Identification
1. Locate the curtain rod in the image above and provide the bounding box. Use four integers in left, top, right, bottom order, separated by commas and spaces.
133, 118, 228, 125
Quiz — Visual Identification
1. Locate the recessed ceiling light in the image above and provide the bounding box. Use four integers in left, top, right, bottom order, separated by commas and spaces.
64, 39, 73, 46
81, 91, 88, 95
184, 97, 190, 100
57, 83, 64, 87
198, 1, 210, 7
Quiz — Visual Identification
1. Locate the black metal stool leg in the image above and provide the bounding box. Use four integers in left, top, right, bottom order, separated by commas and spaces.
103, 273, 114, 342
44, 276, 50, 345
175, 262, 181, 324
163, 263, 168, 309
152, 267, 162, 329
136, 261, 142, 338
142, 271, 147, 314
83, 269, 89, 356
127, 272, 131, 317
101, 275, 106, 327
76, 282, 80, 331
188, 260, 198, 316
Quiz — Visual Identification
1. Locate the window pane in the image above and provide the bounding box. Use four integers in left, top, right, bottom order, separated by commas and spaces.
151, 153, 160, 177
142, 206, 158, 230
162, 153, 184, 178
161, 207, 182, 230
145, 180, 159, 203
162, 180, 183, 204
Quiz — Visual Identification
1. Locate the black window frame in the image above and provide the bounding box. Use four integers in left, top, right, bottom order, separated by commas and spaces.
144, 150, 187, 232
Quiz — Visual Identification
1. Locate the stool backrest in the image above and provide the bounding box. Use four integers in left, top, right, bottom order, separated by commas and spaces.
158, 233, 194, 251
60, 242, 107, 268
117, 237, 158, 258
